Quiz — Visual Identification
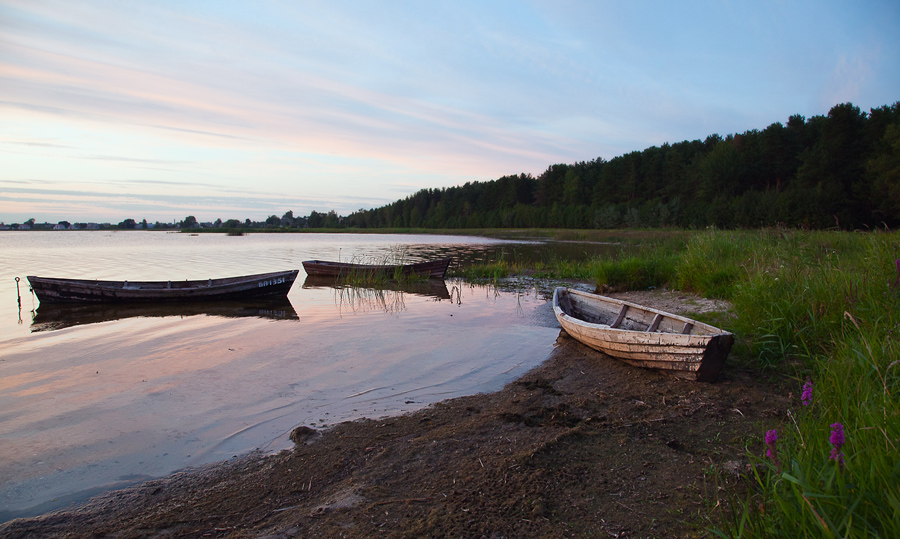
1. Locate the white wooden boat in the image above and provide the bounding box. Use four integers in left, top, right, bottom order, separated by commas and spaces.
553, 287, 733, 382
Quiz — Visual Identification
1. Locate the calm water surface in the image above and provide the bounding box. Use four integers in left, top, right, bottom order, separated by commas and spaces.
0, 232, 600, 521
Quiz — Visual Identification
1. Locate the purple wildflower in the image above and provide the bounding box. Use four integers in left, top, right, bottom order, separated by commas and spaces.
829, 423, 845, 466
801, 380, 813, 406
765, 429, 779, 465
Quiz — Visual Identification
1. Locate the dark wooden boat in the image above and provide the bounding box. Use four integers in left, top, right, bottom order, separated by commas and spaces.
301, 258, 451, 279
27, 270, 299, 303
553, 287, 733, 382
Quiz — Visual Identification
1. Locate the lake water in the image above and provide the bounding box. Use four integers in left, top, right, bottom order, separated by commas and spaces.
0, 231, 592, 522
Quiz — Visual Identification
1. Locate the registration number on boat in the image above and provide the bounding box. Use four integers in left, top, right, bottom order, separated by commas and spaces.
258, 277, 286, 287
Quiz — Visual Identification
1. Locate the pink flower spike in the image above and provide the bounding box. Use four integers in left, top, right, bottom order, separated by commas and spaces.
829, 423, 845, 466
765, 429, 778, 464
801, 380, 813, 406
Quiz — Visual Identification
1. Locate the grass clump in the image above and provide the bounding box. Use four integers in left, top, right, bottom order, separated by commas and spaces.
674, 230, 750, 297
589, 233, 684, 290
453, 260, 518, 282
334, 247, 431, 286
593, 255, 677, 291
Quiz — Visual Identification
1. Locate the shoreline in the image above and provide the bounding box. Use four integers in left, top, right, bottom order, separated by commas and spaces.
2, 290, 789, 538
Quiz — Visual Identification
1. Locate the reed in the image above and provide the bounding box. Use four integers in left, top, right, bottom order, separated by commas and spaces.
452, 261, 515, 282
335, 246, 430, 286
448, 248, 525, 283
333, 285, 407, 314
450, 231, 687, 286
450, 256, 601, 282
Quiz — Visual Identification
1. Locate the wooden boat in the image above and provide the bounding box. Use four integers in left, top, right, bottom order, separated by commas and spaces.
553, 287, 733, 382
301, 258, 451, 279
27, 270, 299, 303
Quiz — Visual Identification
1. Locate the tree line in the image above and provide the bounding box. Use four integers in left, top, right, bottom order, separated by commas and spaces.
336, 101, 899, 230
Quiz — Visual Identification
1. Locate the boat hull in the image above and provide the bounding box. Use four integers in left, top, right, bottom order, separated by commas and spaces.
27, 270, 299, 303
301, 258, 451, 279
553, 287, 733, 382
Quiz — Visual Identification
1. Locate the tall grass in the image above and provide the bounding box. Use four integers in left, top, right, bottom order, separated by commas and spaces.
677, 230, 899, 538
717, 314, 900, 538
459, 227, 899, 536
674, 231, 751, 297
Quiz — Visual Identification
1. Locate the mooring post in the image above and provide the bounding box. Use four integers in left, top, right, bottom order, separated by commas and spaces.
15, 276, 21, 307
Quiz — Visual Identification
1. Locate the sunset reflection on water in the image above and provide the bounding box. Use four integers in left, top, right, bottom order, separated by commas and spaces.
0, 232, 566, 521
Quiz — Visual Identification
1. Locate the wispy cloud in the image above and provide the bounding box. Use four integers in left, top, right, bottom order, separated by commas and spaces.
83, 155, 191, 165
0, 139, 72, 149
1, 0, 898, 222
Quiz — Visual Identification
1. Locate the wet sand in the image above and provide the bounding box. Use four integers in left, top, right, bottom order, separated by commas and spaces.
0, 290, 790, 538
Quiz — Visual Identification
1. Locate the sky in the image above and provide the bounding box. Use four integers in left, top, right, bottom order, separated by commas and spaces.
1, 1, 898, 224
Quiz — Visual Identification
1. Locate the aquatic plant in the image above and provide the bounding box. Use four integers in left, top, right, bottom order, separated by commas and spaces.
335, 246, 431, 286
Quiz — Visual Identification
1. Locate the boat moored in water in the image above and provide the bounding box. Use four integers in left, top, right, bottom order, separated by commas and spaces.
301, 258, 451, 279
27, 270, 299, 303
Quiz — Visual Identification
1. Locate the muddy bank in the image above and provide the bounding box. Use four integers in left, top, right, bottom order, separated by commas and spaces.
1, 291, 789, 538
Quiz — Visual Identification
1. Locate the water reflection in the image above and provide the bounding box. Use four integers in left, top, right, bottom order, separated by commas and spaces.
302, 276, 456, 314
30, 298, 299, 332
302, 275, 452, 299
